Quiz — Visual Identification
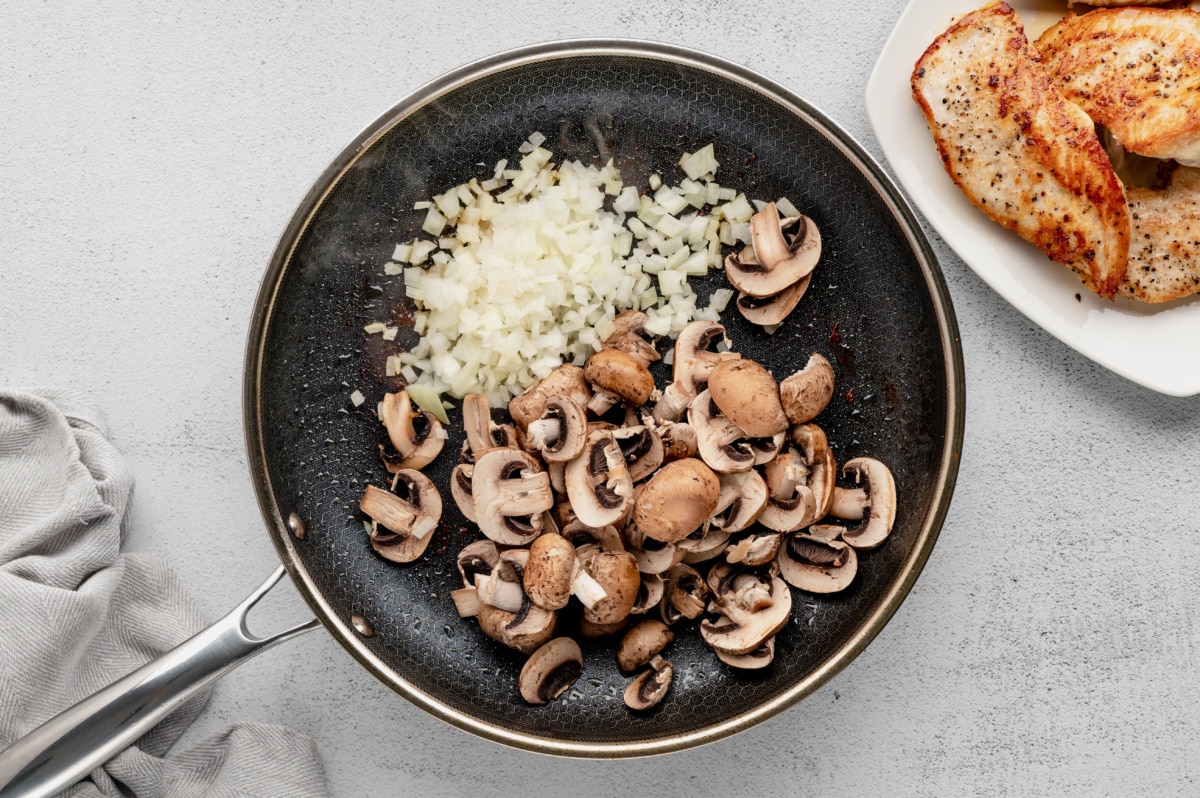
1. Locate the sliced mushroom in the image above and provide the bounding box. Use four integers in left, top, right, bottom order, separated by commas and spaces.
831, 457, 896, 550
790, 423, 837, 519
714, 633, 775, 670
780, 353, 836, 425
524, 532, 576, 611
633, 458, 721, 544
707, 359, 788, 438
725, 204, 821, 297
508, 364, 592, 431
565, 430, 634, 528
603, 310, 661, 367
450, 586, 481, 618
519, 637, 583, 705
699, 562, 792, 655
472, 448, 554, 546
456, 539, 500, 588
449, 463, 477, 522
708, 471, 769, 534
688, 390, 755, 474
617, 618, 674, 674
661, 563, 708, 624
359, 471, 442, 564
624, 655, 673, 711
757, 449, 817, 533
748, 431, 786, 466
476, 600, 557, 654
624, 512, 686, 575
611, 425, 664, 482
777, 528, 858, 593
584, 347, 655, 414
677, 526, 732, 564
653, 320, 740, 423
524, 396, 587, 463
658, 422, 699, 462
475, 553, 527, 613
378, 391, 446, 470
736, 275, 811, 326
462, 394, 517, 460
724, 531, 783, 567
630, 572, 665, 615
560, 518, 625, 552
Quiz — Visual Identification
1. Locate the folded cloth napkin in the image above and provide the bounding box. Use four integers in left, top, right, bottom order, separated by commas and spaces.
0, 389, 327, 797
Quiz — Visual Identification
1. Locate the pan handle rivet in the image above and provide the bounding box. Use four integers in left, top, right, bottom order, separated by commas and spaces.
286, 512, 306, 540
351, 614, 374, 637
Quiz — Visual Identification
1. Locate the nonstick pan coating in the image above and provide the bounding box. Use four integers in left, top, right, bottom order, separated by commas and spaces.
245, 40, 964, 756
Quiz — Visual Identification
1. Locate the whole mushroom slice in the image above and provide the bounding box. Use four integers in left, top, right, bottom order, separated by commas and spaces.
617, 618, 674, 674
602, 310, 661, 367
580, 549, 641, 626
652, 320, 740, 424
624, 513, 686, 575
449, 463, 477, 523
359, 471, 442, 564
378, 391, 446, 470
757, 448, 819, 532
624, 655, 673, 711
699, 563, 792, 656
519, 637, 583, 706
630, 572, 665, 616
657, 422, 699, 463
725, 203, 821, 297
524, 396, 587, 463
736, 275, 811, 327
789, 423, 837, 519
472, 448, 554, 546
509, 364, 592, 431
714, 632, 775, 670
748, 431, 786, 466
709, 471, 769, 535
688, 390, 756, 474
633, 458, 721, 544
706, 359, 789, 438
475, 552, 528, 613
780, 353, 836, 425
611, 425, 664, 482
660, 563, 708, 625
462, 394, 518, 461
724, 531, 784, 567
831, 457, 897, 550
584, 347, 655, 415
477, 600, 557, 655
456, 539, 500, 588
565, 430, 634, 529
777, 528, 858, 593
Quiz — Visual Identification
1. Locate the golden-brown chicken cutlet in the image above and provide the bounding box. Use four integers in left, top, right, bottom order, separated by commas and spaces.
1123, 166, 1200, 302
1037, 9, 1200, 165
912, 1, 1130, 298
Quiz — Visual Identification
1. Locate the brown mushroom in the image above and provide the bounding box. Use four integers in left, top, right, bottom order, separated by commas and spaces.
658, 422, 699, 462
830, 457, 896, 550
524, 396, 588, 463
462, 393, 518, 461
359, 471, 442, 563
715, 635, 775, 670
725, 204, 821, 297
565, 430, 634, 529
777, 526, 858, 593
652, 320, 740, 423
580, 549, 641, 625
736, 275, 811, 326
449, 463, 477, 522
633, 458, 721, 544
524, 532, 576, 611
377, 391, 446, 470
624, 655, 673, 711
472, 448, 554, 546
688, 390, 756, 474
519, 637, 583, 705
780, 353, 836, 425
707, 359, 788, 438
584, 347, 655, 414
477, 600, 556, 654
660, 563, 708, 624
611, 425, 664, 482
708, 470, 769, 534
699, 562, 792, 655
602, 310, 661, 367
617, 618, 674, 674
508, 364, 592, 431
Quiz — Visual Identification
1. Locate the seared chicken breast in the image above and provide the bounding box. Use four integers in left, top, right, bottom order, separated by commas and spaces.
1068, 1, 1171, 6
1123, 166, 1200, 302
1037, 9, 1200, 165
912, 1, 1130, 298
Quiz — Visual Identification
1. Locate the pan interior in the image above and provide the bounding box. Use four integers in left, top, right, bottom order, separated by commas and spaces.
252, 46, 959, 751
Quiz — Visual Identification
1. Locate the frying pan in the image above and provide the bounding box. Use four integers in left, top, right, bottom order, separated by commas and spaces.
0, 39, 964, 794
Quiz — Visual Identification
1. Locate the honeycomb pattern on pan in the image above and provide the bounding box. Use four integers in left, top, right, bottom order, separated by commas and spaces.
257, 51, 954, 746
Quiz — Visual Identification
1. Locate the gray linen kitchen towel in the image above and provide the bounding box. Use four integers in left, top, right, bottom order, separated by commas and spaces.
0, 388, 327, 797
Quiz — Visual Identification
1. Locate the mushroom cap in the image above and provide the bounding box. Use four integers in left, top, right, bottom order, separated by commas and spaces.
630, 572, 666, 616
449, 463, 477, 523
584, 348, 655, 406
524, 532, 576, 611
757, 448, 819, 532
476, 600, 557, 654
790, 423, 837, 519
724, 531, 784, 567
780, 353, 836, 425
658, 422, 699, 462
456, 538, 500, 588
633, 458, 722, 544
617, 618, 675, 674
472, 448, 553, 546
777, 531, 858, 593
359, 471, 442, 563
661, 563, 708, 624
611, 425, 664, 482
653, 320, 740, 423
709, 470, 769, 534
624, 510, 686, 575
736, 274, 811, 327
603, 310, 661, 367
565, 430, 634, 529
519, 637, 583, 705
581, 550, 641, 625
715, 634, 775, 670
688, 390, 756, 474
707, 359, 788, 438
623, 656, 673, 711
508, 364, 592, 430
838, 457, 897, 550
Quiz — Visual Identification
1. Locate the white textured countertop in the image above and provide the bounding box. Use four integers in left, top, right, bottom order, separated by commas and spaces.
5, 1, 1200, 795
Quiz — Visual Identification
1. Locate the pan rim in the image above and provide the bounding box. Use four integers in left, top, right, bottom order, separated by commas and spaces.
243, 37, 965, 758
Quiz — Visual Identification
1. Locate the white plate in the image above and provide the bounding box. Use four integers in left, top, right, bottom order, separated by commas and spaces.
866, 0, 1200, 397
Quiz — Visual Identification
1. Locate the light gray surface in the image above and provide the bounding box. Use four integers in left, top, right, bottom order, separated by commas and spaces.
3, 1, 1199, 796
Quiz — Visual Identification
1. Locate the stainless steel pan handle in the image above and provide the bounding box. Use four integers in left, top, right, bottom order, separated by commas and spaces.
0, 566, 320, 798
